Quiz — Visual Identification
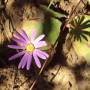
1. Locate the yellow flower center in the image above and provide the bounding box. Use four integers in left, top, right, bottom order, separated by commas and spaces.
26, 44, 35, 53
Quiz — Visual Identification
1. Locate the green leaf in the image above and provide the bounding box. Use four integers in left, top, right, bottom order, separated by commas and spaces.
40, 5, 65, 19
42, 17, 61, 45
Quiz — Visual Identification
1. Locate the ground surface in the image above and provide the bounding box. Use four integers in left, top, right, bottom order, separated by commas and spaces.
0, 0, 90, 90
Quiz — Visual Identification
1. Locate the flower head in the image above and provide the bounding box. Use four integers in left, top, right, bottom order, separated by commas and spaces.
8, 29, 49, 70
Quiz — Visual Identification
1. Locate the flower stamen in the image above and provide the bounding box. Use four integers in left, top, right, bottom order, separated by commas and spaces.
26, 44, 35, 53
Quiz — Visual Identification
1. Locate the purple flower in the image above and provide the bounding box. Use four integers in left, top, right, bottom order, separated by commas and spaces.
8, 29, 49, 70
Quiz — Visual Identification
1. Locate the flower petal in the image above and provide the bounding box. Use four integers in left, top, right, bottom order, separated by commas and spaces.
13, 37, 26, 45
33, 51, 41, 68
35, 49, 49, 59
30, 29, 37, 41
34, 34, 45, 44
14, 31, 25, 41
26, 54, 32, 70
8, 45, 25, 49
9, 51, 25, 60
34, 41, 47, 48
18, 53, 28, 69
21, 29, 29, 41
